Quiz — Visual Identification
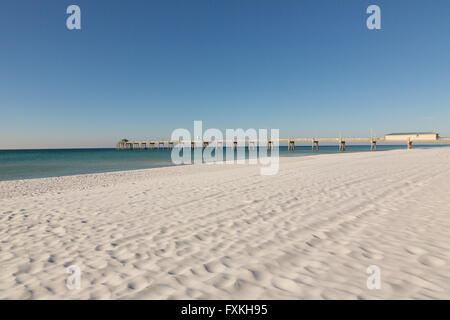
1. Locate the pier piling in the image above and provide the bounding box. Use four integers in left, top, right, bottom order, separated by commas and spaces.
370, 140, 377, 151
339, 140, 346, 152
267, 140, 273, 151
288, 140, 295, 152
312, 140, 319, 152
408, 139, 413, 149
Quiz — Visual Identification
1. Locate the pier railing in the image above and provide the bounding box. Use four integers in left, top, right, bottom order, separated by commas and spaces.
116, 137, 450, 151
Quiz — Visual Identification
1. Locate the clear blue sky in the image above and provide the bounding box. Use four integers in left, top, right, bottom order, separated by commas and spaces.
1, 0, 450, 148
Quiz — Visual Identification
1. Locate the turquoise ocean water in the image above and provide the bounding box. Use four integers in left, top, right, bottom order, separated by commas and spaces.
0, 145, 448, 181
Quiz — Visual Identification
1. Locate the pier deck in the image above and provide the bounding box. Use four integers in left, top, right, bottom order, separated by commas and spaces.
116, 137, 450, 151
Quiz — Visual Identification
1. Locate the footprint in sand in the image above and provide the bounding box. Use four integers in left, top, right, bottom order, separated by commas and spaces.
52, 227, 66, 236
405, 246, 427, 255
418, 255, 446, 267
271, 276, 301, 293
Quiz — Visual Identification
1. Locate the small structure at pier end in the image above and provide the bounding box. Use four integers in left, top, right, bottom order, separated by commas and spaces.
385, 132, 439, 141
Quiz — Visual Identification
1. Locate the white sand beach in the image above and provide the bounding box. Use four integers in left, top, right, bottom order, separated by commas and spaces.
1, 147, 449, 299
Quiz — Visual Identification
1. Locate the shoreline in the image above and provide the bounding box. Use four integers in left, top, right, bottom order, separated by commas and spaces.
1, 144, 448, 184
0, 146, 443, 198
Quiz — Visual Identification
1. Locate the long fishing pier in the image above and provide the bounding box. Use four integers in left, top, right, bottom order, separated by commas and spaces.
116, 136, 450, 152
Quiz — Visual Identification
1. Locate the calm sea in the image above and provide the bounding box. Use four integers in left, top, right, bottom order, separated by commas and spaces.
0, 145, 448, 181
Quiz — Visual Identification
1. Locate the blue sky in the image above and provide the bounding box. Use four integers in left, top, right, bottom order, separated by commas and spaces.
1, 0, 450, 148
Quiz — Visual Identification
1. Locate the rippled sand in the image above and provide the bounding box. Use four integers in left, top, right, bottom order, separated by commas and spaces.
1, 147, 449, 299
